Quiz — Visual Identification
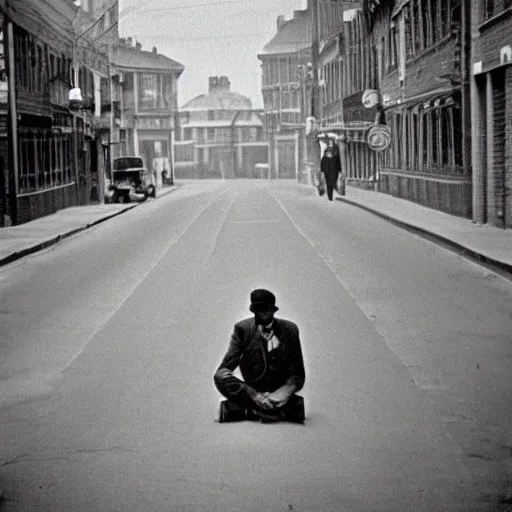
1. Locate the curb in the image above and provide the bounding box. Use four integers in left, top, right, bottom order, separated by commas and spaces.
336, 195, 512, 277
0, 184, 182, 268
0, 204, 138, 268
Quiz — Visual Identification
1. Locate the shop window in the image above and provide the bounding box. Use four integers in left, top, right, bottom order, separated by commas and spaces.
421, 111, 429, 171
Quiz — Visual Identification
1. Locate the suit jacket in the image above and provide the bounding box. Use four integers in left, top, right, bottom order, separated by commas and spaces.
214, 317, 306, 392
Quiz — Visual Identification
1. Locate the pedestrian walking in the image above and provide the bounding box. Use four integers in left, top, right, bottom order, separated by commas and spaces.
214, 289, 306, 423
320, 146, 341, 201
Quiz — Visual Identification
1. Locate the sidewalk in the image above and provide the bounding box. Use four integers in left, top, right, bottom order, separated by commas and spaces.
0, 184, 180, 267
336, 186, 512, 275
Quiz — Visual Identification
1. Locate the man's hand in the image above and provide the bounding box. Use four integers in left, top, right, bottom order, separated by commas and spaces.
265, 387, 292, 408
252, 392, 277, 411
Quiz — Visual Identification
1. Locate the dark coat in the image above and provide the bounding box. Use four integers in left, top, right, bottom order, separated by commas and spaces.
214, 317, 305, 393
321, 153, 341, 184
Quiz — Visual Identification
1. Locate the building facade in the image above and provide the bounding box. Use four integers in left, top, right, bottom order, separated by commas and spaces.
111, 39, 184, 188
258, 10, 311, 181
0, 0, 113, 226
175, 76, 267, 179
471, 0, 512, 228
342, 0, 471, 218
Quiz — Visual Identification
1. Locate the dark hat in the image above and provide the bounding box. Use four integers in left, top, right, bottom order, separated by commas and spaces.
249, 289, 278, 312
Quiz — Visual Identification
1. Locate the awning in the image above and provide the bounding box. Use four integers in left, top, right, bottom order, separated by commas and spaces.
385, 89, 459, 113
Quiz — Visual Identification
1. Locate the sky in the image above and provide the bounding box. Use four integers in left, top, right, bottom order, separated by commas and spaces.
119, 0, 307, 108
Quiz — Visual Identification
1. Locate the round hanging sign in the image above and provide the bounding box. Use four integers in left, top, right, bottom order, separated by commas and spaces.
361, 89, 380, 109
367, 124, 392, 152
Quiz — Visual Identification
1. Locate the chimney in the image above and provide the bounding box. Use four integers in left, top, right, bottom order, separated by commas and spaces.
209, 76, 231, 92
219, 76, 231, 91
136, 41, 142, 50
152, 47, 157, 54
209, 76, 218, 92
277, 15, 286, 30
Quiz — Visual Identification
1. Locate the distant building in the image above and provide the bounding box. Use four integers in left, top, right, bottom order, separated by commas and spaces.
470, 1, 512, 228
112, 40, 184, 188
258, 10, 311, 181
175, 76, 267, 179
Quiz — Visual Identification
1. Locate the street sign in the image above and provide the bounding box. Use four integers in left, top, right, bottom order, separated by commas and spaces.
367, 124, 392, 152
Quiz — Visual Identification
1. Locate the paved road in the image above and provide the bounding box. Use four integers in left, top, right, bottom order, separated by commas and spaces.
0, 180, 511, 511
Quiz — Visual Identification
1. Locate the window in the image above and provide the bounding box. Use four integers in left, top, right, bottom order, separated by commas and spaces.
138, 73, 172, 109
279, 58, 288, 84
139, 73, 157, 108
485, 0, 512, 17
184, 128, 193, 140
388, 23, 398, 72
404, 6, 414, 60
270, 59, 279, 84
175, 143, 194, 162
288, 57, 298, 83
18, 127, 74, 194
485, 0, 495, 17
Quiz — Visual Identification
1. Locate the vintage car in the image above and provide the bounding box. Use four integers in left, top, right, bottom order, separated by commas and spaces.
110, 156, 156, 203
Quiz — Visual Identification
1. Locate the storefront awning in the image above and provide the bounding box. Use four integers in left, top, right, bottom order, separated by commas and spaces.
385, 89, 459, 113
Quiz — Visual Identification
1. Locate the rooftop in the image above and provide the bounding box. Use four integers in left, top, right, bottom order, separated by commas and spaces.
258, 10, 311, 57
181, 76, 253, 111
113, 40, 185, 72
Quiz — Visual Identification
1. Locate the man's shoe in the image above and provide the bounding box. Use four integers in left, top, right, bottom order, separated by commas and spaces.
218, 400, 246, 423
257, 410, 283, 423
282, 395, 305, 424
246, 409, 261, 422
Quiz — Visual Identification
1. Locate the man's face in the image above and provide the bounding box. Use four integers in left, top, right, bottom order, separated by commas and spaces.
253, 308, 275, 326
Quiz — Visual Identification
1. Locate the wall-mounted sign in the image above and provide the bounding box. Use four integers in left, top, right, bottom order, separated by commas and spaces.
367, 124, 392, 152
361, 89, 380, 109
69, 88, 83, 111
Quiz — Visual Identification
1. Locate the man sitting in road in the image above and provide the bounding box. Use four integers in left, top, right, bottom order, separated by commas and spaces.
214, 289, 306, 423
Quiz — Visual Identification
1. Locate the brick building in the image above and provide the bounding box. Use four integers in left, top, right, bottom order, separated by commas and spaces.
471, 0, 512, 228
361, 0, 472, 218
175, 76, 267, 179
336, 7, 380, 187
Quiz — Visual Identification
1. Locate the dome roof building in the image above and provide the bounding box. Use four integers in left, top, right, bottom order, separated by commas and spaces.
175, 77, 268, 180
182, 77, 253, 112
